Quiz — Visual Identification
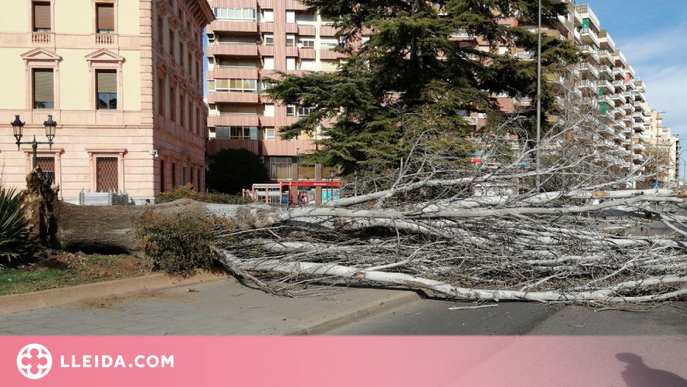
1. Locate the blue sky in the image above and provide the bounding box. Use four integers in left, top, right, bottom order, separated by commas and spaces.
583, 1, 687, 149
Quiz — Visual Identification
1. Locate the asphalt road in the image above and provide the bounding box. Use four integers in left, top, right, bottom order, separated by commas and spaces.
326, 299, 687, 335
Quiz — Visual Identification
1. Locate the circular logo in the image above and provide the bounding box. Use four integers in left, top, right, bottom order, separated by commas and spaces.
17, 344, 52, 380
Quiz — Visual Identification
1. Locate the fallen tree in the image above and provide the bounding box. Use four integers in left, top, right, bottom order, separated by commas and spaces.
202, 97, 687, 306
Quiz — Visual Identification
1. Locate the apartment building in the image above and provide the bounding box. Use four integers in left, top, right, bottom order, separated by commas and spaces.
205, 0, 346, 203
0, 0, 213, 204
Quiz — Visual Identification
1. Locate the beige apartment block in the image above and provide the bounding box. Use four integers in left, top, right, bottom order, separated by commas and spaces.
0, 0, 213, 204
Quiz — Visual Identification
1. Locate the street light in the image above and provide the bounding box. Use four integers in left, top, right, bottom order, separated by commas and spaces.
12, 114, 57, 169
535, 0, 542, 192
328, 169, 335, 202
654, 110, 666, 186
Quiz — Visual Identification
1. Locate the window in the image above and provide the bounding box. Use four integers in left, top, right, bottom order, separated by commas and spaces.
33, 69, 54, 109
263, 34, 273, 46
169, 85, 176, 122
188, 100, 192, 130
180, 93, 186, 126
157, 16, 163, 43
36, 157, 55, 184
96, 70, 117, 109
286, 11, 295, 24
96, 157, 119, 192
96, 3, 115, 34
264, 104, 275, 117
158, 78, 165, 115
190, 167, 194, 190
262, 10, 274, 23
215, 126, 258, 140
263, 57, 274, 70
213, 8, 256, 21
171, 162, 176, 188
214, 79, 257, 93
168, 28, 174, 54
160, 159, 165, 193
264, 128, 276, 140
32, 1, 51, 32
286, 57, 296, 71
182, 166, 187, 185
287, 105, 296, 117
298, 38, 315, 49
320, 38, 339, 50
286, 34, 295, 47
298, 105, 316, 116
300, 59, 316, 71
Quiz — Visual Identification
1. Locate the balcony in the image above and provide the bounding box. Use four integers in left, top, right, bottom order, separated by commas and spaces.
31, 32, 53, 44
210, 21, 259, 33
615, 51, 628, 67
578, 62, 599, 78
634, 142, 646, 151
579, 28, 600, 47
320, 49, 347, 60
207, 43, 260, 57
598, 50, 613, 64
207, 92, 260, 104
95, 33, 116, 45
515, 51, 534, 61
578, 80, 595, 90
208, 68, 259, 80
320, 25, 338, 36
208, 114, 261, 127
612, 81, 626, 92
576, 4, 601, 30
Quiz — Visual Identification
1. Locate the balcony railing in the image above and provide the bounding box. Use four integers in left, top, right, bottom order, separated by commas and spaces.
32, 32, 52, 44
95, 34, 115, 45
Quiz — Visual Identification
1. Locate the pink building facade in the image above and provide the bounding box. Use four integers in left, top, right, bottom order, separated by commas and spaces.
0, 0, 213, 204
206, 0, 345, 200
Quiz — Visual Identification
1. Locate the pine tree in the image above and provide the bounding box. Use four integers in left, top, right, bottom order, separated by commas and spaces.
267, 0, 580, 173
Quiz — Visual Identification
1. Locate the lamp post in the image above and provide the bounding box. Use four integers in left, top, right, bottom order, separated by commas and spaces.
654, 111, 666, 186
295, 147, 300, 204
12, 115, 57, 169
535, 0, 542, 192
328, 169, 335, 202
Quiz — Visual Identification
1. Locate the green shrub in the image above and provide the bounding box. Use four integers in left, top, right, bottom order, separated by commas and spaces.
157, 184, 253, 205
135, 211, 232, 275
0, 188, 31, 266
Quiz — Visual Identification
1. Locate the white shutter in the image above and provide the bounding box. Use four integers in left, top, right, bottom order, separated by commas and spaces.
264, 104, 275, 117
286, 57, 296, 70
286, 11, 295, 23
263, 57, 274, 70
263, 10, 274, 22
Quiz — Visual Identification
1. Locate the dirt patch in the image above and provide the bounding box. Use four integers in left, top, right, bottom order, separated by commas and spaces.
0, 249, 151, 296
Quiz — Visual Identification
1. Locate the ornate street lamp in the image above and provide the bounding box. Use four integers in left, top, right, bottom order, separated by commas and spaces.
12, 114, 57, 169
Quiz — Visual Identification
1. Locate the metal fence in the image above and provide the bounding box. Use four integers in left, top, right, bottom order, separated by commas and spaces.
79, 190, 130, 206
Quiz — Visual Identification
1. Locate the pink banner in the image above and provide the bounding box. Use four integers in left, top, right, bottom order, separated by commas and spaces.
2, 336, 686, 386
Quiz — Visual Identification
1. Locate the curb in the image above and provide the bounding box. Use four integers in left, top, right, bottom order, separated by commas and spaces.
0, 272, 226, 316
286, 290, 421, 335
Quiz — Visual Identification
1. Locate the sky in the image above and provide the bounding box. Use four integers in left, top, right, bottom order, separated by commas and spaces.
583, 1, 687, 154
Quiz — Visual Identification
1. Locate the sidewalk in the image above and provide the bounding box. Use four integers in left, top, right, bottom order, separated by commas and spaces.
0, 278, 419, 335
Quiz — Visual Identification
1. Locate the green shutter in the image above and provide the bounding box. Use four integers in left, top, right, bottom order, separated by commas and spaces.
582, 19, 590, 28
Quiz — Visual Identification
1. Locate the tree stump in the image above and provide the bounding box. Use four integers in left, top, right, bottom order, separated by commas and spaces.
18, 167, 59, 249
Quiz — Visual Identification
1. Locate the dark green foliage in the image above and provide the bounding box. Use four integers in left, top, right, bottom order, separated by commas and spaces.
0, 188, 31, 266
267, 0, 580, 173
206, 149, 269, 195
157, 184, 253, 204
135, 212, 231, 275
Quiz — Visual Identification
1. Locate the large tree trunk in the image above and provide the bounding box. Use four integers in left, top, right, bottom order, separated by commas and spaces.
54, 199, 208, 255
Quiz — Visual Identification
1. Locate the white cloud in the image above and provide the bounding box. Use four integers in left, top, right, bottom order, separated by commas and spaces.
619, 25, 687, 66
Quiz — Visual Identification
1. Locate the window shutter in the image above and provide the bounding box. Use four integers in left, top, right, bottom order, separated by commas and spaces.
33, 2, 51, 31
97, 4, 115, 31
97, 71, 117, 94
34, 69, 54, 103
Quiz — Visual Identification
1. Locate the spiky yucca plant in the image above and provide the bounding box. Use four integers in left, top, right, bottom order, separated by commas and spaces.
0, 187, 30, 266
